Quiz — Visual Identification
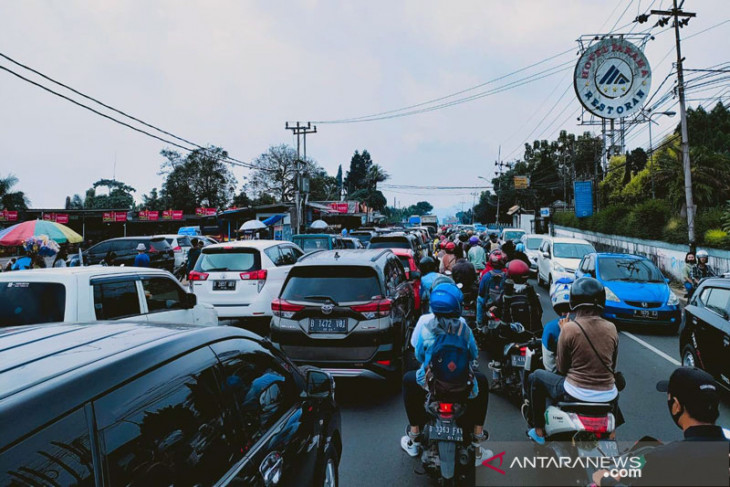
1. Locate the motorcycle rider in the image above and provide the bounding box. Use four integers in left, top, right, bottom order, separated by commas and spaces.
500, 239, 531, 268
439, 242, 457, 273
418, 256, 439, 313
492, 259, 543, 333
487, 232, 500, 252
476, 250, 506, 329
452, 257, 479, 299
690, 249, 716, 288
681, 251, 696, 298
401, 282, 491, 466
526, 277, 619, 445
542, 277, 574, 373
593, 367, 728, 486
455, 233, 468, 259
467, 235, 486, 271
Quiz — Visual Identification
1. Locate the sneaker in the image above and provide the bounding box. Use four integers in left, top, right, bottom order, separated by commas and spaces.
400, 435, 421, 457
527, 428, 546, 445
474, 445, 495, 467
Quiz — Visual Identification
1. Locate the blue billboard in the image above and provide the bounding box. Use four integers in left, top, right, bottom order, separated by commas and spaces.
574, 181, 594, 218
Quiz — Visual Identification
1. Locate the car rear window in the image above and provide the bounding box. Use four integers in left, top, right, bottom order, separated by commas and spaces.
369, 238, 411, 249
195, 247, 261, 272
351, 233, 372, 243
147, 238, 172, 252
0, 282, 66, 325
503, 231, 525, 241
295, 237, 330, 251
526, 238, 543, 250
281, 266, 382, 303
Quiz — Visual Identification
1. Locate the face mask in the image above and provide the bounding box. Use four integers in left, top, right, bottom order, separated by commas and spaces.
667, 397, 683, 428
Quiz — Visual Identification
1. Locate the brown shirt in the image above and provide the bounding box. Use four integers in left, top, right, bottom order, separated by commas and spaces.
557, 312, 618, 391
440, 254, 457, 273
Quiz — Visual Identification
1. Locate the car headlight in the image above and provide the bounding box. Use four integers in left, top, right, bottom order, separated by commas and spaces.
605, 286, 621, 303
667, 292, 679, 306
553, 262, 565, 273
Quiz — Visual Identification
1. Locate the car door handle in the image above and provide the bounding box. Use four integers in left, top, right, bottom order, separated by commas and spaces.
260, 451, 283, 486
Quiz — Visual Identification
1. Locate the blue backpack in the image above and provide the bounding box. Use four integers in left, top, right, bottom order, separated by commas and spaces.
426, 318, 473, 400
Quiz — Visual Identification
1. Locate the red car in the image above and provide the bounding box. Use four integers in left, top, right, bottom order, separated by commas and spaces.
393, 248, 422, 313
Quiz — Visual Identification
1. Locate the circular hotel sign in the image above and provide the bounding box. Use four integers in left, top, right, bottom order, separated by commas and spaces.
574, 38, 652, 119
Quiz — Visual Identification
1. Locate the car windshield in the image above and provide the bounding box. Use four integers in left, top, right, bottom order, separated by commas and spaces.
195, 248, 260, 272
369, 239, 410, 249
526, 238, 543, 250
281, 266, 381, 303
0, 282, 66, 325
598, 257, 665, 282
296, 237, 330, 251
553, 243, 594, 259
503, 231, 524, 241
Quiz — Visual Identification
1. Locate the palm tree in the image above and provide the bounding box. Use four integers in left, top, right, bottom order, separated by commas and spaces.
0, 174, 29, 210
366, 164, 389, 190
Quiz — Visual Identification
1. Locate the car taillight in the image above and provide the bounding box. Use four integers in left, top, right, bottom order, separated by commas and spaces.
189, 270, 209, 281
438, 403, 454, 414
271, 298, 305, 318
149, 245, 159, 253
376, 360, 391, 366
350, 298, 392, 319
173, 246, 182, 253
575, 414, 610, 433
240, 269, 267, 280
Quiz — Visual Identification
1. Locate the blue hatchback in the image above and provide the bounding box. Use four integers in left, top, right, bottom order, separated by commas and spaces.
575, 253, 681, 331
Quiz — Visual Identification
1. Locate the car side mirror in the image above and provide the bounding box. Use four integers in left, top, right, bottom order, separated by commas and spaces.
306, 369, 333, 399
542, 252, 550, 259
183, 292, 197, 309
410, 270, 421, 280
665, 277, 670, 283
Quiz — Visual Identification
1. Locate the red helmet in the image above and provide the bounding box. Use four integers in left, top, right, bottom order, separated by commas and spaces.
488, 250, 506, 269
505, 259, 530, 280
445, 242, 456, 253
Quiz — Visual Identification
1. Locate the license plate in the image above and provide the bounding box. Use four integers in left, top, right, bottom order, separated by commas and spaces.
309, 318, 348, 334
213, 280, 236, 291
511, 355, 526, 368
462, 308, 476, 317
429, 424, 463, 442
633, 310, 659, 319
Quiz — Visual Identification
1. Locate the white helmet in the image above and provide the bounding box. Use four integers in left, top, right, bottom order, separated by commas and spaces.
550, 277, 574, 314
696, 249, 709, 259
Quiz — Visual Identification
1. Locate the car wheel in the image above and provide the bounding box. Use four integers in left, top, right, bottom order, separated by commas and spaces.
547, 274, 553, 290
317, 444, 339, 487
681, 344, 700, 369
537, 271, 544, 288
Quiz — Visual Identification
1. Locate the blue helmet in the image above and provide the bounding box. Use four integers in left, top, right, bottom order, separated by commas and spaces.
430, 282, 463, 317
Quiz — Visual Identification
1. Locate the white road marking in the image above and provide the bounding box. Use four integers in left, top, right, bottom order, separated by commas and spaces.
621, 331, 681, 366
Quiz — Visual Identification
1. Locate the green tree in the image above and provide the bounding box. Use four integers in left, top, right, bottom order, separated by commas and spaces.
141, 188, 167, 211
85, 179, 136, 209
160, 146, 237, 213
335, 164, 343, 197
0, 174, 29, 211
309, 168, 339, 201
344, 150, 373, 195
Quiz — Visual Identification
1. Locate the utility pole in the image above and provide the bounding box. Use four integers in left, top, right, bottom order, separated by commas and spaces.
285, 122, 317, 235
638, 1, 696, 244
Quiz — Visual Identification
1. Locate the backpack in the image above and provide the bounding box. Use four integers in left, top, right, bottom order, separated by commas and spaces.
425, 318, 473, 401
484, 270, 505, 307
502, 283, 538, 332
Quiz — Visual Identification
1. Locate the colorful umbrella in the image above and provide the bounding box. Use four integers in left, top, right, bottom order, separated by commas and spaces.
0, 219, 83, 246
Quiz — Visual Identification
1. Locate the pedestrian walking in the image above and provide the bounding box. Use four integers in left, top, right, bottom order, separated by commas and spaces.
134, 243, 151, 267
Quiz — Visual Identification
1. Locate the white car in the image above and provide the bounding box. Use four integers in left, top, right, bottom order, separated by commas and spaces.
536, 237, 596, 288
189, 240, 304, 322
521, 234, 546, 275
500, 228, 526, 245
0, 267, 218, 326
156, 234, 194, 270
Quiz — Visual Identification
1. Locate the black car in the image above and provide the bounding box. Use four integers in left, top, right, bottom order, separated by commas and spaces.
0, 323, 341, 486
270, 249, 416, 380
368, 232, 420, 255
81, 236, 175, 271
680, 277, 730, 390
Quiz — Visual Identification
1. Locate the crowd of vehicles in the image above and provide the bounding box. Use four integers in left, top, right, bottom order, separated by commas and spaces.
1, 221, 727, 486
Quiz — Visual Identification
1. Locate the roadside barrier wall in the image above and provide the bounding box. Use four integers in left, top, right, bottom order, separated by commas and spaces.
553, 225, 730, 281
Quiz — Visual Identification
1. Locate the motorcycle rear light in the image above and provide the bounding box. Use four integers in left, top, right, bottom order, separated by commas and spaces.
271, 298, 305, 318
438, 403, 454, 414
376, 360, 391, 366
519, 346, 527, 356
188, 270, 209, 281
350, 298, 392, 319
576, 414, 610, 433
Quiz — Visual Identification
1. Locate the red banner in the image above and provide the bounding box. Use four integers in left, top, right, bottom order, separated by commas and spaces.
103, 211, 127, 223
195, 207, 217, 216
329, 203, 349, 213
115, 212, 128, 222
162, 210, 184, 221
139, 210, 159, 221
103, 212, 113, 222
42, 213, 69, 224
0, 210, 18, 222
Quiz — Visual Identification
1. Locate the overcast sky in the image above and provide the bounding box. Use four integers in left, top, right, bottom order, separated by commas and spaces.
1, 0, 728, 219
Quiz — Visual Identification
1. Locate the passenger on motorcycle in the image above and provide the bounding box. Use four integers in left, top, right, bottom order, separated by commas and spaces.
541, 277, 574, 373
401, 282, 490, 465
455, 233, 468, 259
593, 367, 728, 486
499, 240, 531, 268
451, 258, 478, 297
492, 259, 543, 334
467, 235, 486, 271
690, 249, 716, 287
526, 277, 620, 445
418, 256, 440, 313
439, 242, 457, 273
487, 232, 500, 252
411, 275, 457, 348
476, 250, 506, 328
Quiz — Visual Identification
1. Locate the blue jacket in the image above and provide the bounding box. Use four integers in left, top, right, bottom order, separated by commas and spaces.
415, 315, 479, 397
11, 256, 32, 270
134, 253, 151, 267
542, 318, 561, 352
420, 272, 440, 302
478, 268, 504, 299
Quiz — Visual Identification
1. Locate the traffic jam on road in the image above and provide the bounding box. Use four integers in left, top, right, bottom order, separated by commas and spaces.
1, 221, 729, 486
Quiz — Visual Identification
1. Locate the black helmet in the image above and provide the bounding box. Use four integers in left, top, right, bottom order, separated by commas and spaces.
458, 232, 468, 242
419, 256, 437, 275
570, 277, 606, 310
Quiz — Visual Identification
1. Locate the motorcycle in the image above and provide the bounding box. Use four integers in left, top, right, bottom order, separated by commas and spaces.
419, 395, 476, 486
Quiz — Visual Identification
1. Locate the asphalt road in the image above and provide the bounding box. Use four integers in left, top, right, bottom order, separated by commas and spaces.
335, 279, 730, 487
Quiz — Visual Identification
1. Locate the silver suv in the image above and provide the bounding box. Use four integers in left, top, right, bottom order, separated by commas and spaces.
270, 249, 416, 380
